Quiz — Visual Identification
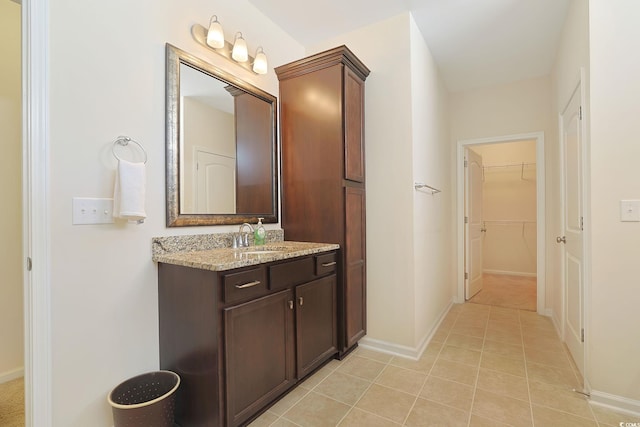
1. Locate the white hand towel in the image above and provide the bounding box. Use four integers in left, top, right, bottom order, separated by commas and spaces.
113, 159, 146, 223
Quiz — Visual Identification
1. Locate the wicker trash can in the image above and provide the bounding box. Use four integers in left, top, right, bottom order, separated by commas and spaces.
108, 370, 180, 427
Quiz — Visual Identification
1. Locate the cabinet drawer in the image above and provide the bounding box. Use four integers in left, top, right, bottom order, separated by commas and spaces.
315, 252, 337, 276
269, 257, 314, 291
222, 267, 268, 304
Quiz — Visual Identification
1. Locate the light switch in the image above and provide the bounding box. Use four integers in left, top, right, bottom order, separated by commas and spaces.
72, 197, 114, 225
620, 200, 640, 222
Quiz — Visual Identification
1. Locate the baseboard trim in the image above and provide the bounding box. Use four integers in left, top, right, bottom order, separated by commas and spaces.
590, 390, 640, 417
483, 269, 537, 278
0, 367, 24, 384
359, 299, 454, 360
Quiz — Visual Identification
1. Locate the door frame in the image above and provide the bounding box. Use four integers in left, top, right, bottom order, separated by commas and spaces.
22, 0, 52, 425
456, 132, 546, 314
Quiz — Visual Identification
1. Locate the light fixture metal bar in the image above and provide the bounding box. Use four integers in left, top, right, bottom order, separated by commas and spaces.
191, 24, 257, 74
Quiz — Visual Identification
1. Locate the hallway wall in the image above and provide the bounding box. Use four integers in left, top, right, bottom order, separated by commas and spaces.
589, 0, 640, 407
0, 0, 24, 382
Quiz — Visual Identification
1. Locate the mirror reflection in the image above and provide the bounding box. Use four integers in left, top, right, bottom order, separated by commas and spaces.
166, 44, 278, 226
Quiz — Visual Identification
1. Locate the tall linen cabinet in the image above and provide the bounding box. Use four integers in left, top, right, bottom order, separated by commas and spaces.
275, 46, 370, 354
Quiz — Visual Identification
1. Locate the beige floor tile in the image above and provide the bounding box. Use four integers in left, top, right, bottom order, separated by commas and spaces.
338, 408, 401, 426
282, 391, 351, 427
484, 328, 523, 345
431, 328, 451, 343
355, 384, 416, 424
356, 347, 394, 363
461, 302, 492, 312
375, 365, 426, 395
405, 397, 470, 427
469, 414, 511, 427
431, 358, 479, 386
313, 371, 371, 406
488, 307, 520, 322
445, 333, 484, 352
302, 361, 340, 389
480, 351, 526, 377
591, 404, 640, 426
524, 347, 574, 370
389, 355, 435, 374
532, 404, 598, 427
482, 339, 524, 360
269, 386, 310, 416
438, 344, 482, 367
475, 368, 529, 402
337, 355, 386, 381
522, 333, 565, 351
419, 375, 474, 412
528, 381, 595, 420
248, 410, 279, 426
270, 417, 303, 427
526, 361, 580, 389
487, 319, 521, 334
451, 323, 487, 338
472, 389, 533, 427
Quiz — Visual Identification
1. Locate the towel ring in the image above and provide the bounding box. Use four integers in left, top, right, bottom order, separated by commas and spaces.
112, 136, 148, 164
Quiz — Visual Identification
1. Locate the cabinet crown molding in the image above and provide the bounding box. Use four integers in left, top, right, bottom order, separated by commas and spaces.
275, 45, 370, 81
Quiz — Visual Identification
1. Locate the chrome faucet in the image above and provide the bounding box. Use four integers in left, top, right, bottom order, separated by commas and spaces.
235, 223, 254, 248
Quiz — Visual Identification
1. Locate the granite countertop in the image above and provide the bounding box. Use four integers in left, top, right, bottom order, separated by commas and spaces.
153, 241, 339, 272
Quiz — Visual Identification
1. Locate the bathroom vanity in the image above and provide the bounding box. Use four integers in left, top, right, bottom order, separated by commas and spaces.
155, 241, 339, 427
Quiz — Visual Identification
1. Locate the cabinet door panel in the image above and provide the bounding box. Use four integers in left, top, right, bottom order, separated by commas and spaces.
344, 68, 365, 183
296, 275, 337, 378
345, 187, 367, 348
224, 290, 295, 426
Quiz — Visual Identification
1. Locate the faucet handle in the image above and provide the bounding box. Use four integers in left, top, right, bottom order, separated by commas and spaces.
242, 233, 250, 247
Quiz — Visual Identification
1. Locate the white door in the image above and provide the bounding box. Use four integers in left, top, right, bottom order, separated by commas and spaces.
195, 150, 236, 214
560, 85, 585, 375
465, 148, 484, 300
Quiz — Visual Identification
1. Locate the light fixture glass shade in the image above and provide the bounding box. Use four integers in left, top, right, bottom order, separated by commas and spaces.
231, 32, 248, 63
253, 47, 268, 75
206, 16, 225, 49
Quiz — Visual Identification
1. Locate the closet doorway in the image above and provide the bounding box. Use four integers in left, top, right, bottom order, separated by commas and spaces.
456, 132, 546, 314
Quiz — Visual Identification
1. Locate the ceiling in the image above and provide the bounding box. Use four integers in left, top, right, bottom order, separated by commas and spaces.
248, 0, 571, 92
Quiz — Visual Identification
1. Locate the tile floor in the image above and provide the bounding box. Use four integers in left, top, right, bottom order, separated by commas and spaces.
249, 302, 640, 426
469, 274, 537, 312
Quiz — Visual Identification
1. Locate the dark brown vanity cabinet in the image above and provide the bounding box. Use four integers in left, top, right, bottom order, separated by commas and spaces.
158, 251, 337, 427
275, 46, 370, 355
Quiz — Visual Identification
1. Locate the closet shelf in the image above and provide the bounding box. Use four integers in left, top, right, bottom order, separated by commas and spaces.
482, 162, 536, 180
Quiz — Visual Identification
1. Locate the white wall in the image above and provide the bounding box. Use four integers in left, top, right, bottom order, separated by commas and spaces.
408, 18, 453, 350
449, 76, 556, 309
308, 13, 453, 354
588, 0, 640, 406
473, 141, 537, 276
0, 0, 23, 382
48, 0, 303, 425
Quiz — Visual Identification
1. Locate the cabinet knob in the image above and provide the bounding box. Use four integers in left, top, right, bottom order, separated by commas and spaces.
299, 297, 304, 306
288, 300, 294, 310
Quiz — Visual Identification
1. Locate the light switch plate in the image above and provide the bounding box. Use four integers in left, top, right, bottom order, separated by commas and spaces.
72, 197, 114, 225
620, 200, 640, 222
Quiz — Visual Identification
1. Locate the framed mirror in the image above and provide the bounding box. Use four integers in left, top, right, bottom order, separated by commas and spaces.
166, 43, 278, 226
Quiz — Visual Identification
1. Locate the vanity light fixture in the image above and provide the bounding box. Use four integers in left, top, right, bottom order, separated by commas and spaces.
190, 16, 268, 75
252, 47, 268, 75
205, 15, 225, 49
231, 32, 249, 63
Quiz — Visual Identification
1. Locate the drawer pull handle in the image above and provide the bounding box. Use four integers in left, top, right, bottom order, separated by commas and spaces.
235, 280, 261, 289
299, 297, 304, 306
321, 261, 337, 267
